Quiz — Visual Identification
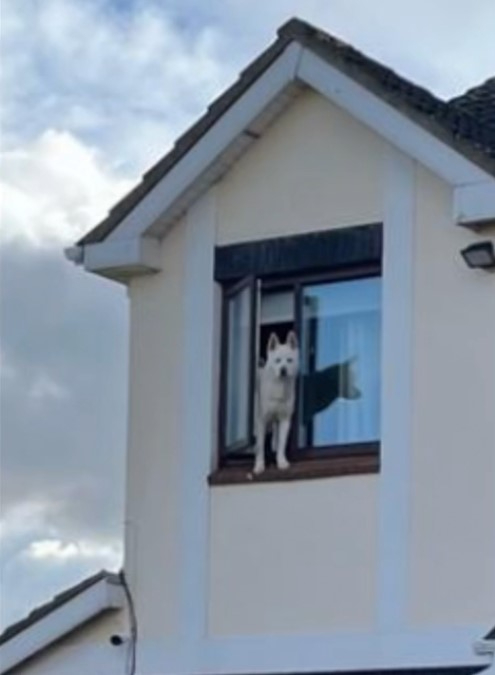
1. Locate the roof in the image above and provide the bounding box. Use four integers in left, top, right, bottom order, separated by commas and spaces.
450, 78, 495, 136
0, 570, 119, 646
79, 17, 495, 246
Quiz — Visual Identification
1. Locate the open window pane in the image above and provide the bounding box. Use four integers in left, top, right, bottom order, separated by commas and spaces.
224, 280, 255, 451
299, 277, 381, 448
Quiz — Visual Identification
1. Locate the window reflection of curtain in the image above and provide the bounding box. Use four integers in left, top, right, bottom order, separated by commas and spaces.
301, 278, 380, 447
329, 311, 378, 443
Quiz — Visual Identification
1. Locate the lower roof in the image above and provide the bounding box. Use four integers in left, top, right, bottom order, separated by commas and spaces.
0, 570, 119, 646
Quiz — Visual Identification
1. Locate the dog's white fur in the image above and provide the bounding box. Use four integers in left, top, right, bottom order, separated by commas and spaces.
254, 331, 299, 474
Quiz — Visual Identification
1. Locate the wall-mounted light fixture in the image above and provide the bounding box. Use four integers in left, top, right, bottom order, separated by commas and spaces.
460, 241, 495, 270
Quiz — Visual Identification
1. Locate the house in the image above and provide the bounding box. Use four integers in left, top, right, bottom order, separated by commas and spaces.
2, 17, 495, 675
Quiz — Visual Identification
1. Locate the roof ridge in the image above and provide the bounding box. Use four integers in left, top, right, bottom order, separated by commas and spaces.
278, 17, 351, 49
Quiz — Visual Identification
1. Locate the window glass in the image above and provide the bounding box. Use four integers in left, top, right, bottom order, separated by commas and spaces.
225, 284, 252, 449
299, 277, 381, 448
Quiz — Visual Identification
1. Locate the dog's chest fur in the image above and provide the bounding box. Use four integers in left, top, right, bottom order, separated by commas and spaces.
258, 370, 295, 422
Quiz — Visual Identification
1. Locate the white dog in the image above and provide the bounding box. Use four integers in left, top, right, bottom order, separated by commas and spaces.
254, 331, 299, 474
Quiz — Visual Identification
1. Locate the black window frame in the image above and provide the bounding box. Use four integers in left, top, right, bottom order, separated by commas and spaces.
215, 224, 383, 475
218, 262, 381, 469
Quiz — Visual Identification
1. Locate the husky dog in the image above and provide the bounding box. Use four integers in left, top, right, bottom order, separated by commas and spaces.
254, 331, 299, 474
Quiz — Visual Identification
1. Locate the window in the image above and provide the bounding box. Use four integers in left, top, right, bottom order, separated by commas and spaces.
299, 277, 381, 452
215, 225, 382, 478
219, 270, 381, 469
221, 277, 256, 454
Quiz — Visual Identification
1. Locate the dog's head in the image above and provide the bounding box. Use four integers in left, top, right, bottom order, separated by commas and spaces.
265, 331, 299, 380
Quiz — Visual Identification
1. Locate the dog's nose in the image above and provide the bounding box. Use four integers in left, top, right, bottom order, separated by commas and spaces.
280, 366, 288, 377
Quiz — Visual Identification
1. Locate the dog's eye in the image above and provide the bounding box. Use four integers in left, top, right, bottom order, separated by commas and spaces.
275, 358, 281, 364
287, 358, 293, 363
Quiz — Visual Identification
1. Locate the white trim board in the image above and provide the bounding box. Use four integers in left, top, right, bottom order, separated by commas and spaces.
82, 236, 162, 280
454, 181, 495, 226
177, 189, 218, 673
0, 577, 124, 674
377, 148, 415, 630
200, 626, 490, 675
124, 625, 491, 675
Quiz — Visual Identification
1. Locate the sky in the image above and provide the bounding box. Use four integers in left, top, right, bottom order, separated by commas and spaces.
1, 0, 494, 629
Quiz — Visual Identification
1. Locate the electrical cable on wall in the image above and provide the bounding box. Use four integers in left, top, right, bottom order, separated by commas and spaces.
119, 570, 138, 675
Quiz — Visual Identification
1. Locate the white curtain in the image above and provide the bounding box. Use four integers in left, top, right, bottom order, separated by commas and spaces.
305, 277, 381, 446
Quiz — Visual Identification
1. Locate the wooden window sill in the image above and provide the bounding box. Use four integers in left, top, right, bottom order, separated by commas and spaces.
208, 453, 379, 486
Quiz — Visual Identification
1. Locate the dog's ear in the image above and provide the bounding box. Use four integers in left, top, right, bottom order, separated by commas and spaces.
286, 331, 298, 349
267, 333, 280, 352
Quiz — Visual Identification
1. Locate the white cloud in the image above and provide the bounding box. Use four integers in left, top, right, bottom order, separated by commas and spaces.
28, 539, 79, 560
0, 498, 122, 626
0, 500, 56, 548
27, 538, 121, 567
1, 0, 234, 172
0, 129, 134, 248
29, 373, 70, 402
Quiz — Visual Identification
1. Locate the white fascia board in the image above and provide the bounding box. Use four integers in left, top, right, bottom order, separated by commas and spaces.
105, 42, 302, 244
0, 578, 124, 674
82, 236, 162, 279
454, 180, 495, 226
199, 625, 491, 674
296, 48, 490, 187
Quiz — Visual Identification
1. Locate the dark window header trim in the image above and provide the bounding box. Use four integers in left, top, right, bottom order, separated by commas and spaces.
214, 223, 382, 283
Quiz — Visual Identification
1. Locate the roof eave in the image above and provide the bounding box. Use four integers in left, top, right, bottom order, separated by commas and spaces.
0, 574, 124, 674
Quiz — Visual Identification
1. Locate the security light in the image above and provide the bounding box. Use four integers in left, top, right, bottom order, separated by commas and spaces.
460, 241, 495, 270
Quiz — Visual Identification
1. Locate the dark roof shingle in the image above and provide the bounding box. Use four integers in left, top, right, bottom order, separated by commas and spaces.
450, 77, 495, 136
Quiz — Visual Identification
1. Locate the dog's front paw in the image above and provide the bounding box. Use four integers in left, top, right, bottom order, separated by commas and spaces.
253, 458, 265, 475
277, 456, 290, 471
